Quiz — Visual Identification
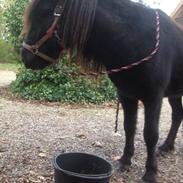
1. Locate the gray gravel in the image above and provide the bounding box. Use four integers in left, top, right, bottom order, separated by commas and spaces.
0, 71, 183, 183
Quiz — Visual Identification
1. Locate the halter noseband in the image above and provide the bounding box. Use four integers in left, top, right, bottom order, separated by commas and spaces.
23, 2, 63, 64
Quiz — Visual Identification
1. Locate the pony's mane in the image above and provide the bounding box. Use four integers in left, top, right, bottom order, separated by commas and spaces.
60, 0, 99, 71
174, 20, 183, 32
21, 0, 38, 37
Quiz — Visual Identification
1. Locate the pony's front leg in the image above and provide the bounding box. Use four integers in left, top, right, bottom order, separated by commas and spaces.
119, 96, 138, 170
142, 94, 163, 183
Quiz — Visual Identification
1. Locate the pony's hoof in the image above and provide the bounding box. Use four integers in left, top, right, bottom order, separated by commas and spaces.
158, 143, 174, 152
112, 161, 130, 172
119, 157, 131, 172
142, 172, 157, 183
120, 163, 131, 172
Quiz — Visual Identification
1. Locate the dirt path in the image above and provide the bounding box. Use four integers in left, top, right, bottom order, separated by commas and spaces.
0, 70, 16, 87
0, 71, 183, 183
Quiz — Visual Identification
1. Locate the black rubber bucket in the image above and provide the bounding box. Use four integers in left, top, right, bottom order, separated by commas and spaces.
53, 152, 113, 183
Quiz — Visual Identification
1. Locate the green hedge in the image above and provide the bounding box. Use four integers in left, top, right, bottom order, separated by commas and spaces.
10, 56, 117, 104
0, 39, 19, 63
3, 0, 29, 53
5, 0, 117, 104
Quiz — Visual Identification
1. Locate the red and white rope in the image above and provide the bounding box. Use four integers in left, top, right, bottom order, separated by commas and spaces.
80, 10, 160, 76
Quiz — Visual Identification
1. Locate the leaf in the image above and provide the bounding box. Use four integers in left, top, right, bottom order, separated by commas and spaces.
38, 152, 47, 158
92, 141, 103, 148
75, 134, 87, 139
111, 155, 121, 161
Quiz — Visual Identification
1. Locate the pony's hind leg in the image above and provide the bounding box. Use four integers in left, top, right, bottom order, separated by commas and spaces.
119, 96, 138, 170
142, 93, 163, 183
159, 96, 183, 152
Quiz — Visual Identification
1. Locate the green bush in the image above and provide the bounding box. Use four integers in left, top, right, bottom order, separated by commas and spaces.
10, 56, 117, 104
0, 39, 19, 63
3, 0, 116, 104
3, 0, 29, 52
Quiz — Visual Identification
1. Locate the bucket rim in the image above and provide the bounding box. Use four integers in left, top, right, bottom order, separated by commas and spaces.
53, 152, 113, 179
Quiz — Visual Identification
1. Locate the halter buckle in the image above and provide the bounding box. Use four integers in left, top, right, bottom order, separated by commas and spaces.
31, 47, 39, 55
54, 5, 63, 17
54, 13, 61, 17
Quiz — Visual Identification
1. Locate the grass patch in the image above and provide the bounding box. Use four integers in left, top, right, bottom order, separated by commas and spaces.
0, 63, 20, 71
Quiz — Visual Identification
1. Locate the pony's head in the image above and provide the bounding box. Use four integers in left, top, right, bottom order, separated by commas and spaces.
21, 0, 64, 70
21, 0, 98, 70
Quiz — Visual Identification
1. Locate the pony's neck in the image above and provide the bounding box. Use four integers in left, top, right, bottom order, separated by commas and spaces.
83, 0, 156, 71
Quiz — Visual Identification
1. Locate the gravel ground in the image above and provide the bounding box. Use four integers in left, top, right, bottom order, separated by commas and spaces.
0, 71, 183, 183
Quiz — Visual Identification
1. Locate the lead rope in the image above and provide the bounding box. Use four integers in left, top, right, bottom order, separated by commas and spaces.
71, 10, 160, 77
113, 10, 160, 133
115, 97, 120, 133
66, 10, 160, 133
60, 10, 160, 133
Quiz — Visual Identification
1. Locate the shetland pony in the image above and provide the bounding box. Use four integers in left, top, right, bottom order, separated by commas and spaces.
21, 0, 183, 182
